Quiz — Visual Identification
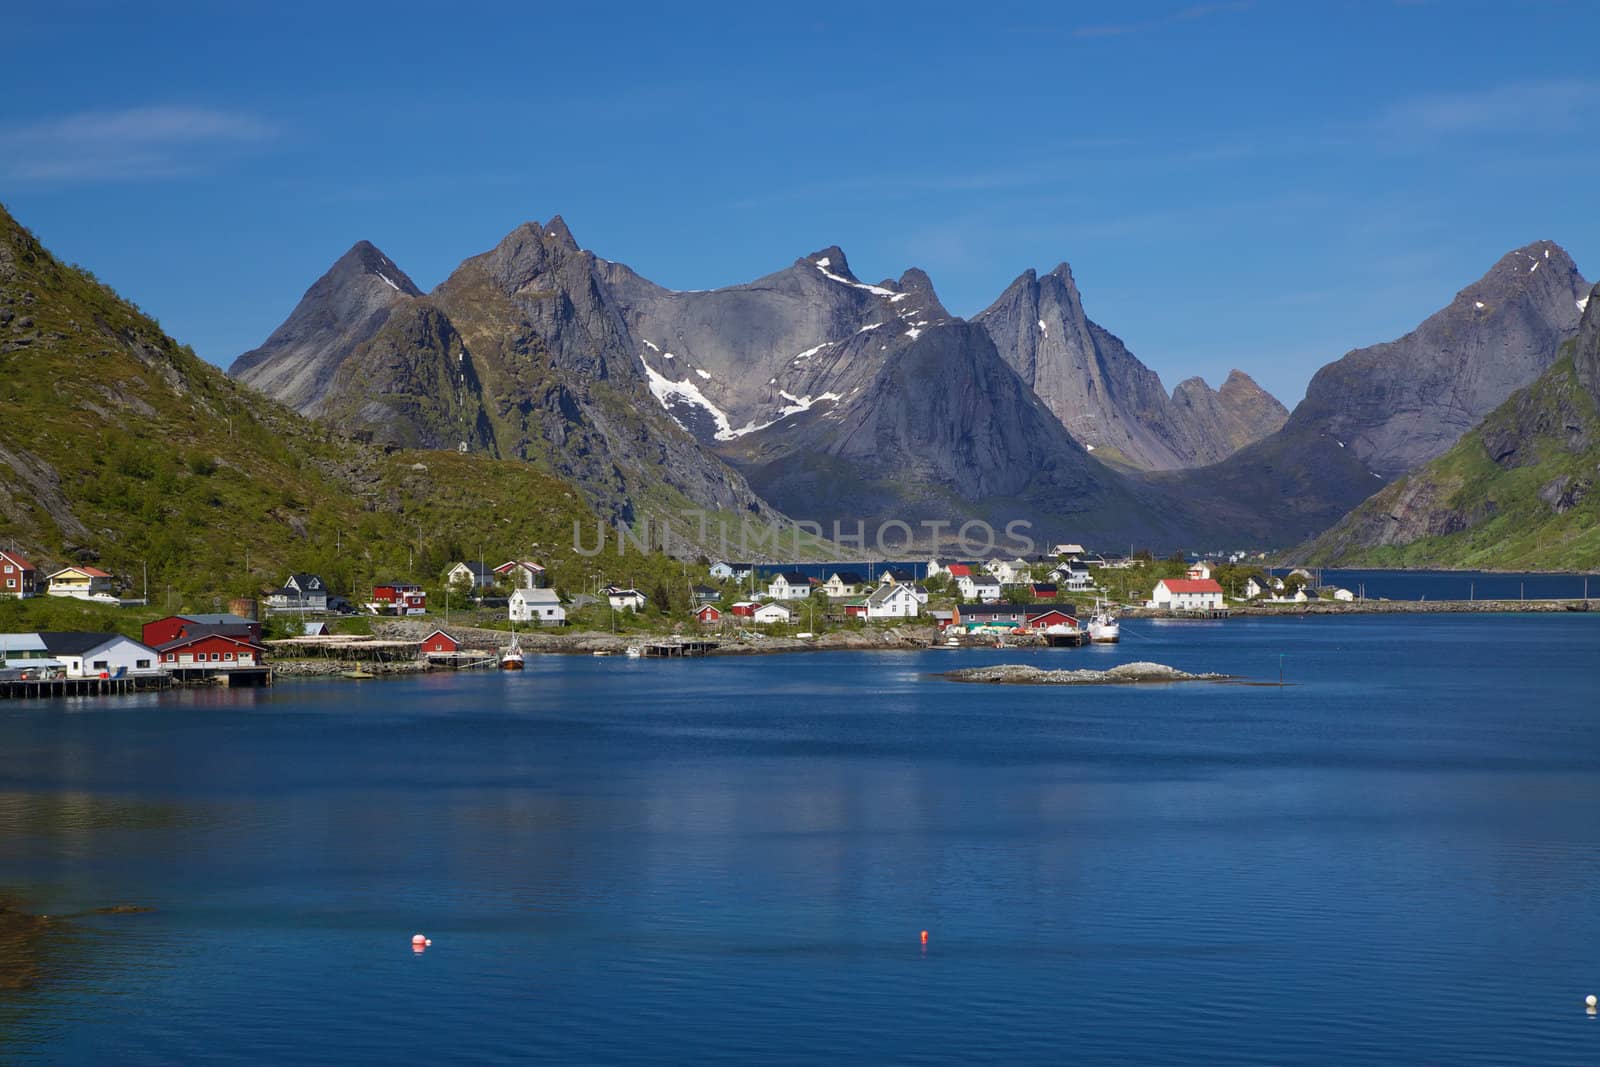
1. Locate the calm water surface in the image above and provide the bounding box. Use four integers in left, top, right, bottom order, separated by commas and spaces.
2, 614, 1598, 1065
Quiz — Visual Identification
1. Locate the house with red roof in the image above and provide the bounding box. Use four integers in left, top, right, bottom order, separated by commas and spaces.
1149, 578, 1225, 611
45, 565, 115, 600
0, 550, 37, 598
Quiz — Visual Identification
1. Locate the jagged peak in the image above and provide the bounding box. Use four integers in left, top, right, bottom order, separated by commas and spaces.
804, 246, 854, 279
1045, 262, 1077, 285
332, 240, 421, 296
543, 215, 579, 251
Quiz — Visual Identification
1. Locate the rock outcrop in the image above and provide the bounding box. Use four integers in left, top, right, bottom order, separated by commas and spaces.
976, 264, 1287, 468
940, 661, 1230, 684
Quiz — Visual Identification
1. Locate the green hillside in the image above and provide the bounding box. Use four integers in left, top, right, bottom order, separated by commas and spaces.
1298, 306, 1600, 572
0, 202, 693, 605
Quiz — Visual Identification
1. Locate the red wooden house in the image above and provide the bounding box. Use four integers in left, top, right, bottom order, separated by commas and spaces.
372, 581, 427, 615
420, 629, 460, 655
694, 604, 722, 624
1024, 608, 1077, 630
0, 550, 37, 598
1030, 582, 1058, 600
156, 632, 268, 669
730, 601, 759, 618
143, 613, 262, 648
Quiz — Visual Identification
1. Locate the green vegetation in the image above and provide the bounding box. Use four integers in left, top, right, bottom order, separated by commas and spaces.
0, 202, 698, 614
1299, 351, 1600, 571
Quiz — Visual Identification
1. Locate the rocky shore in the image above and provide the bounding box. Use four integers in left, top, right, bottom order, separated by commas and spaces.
365, 620, 939, 657
270, 658, 429, 677
1125, 598, 1594, 618
940, 661, 1231, 685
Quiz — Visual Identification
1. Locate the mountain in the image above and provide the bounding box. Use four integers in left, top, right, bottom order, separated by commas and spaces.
230, 219, 780, 527
975, 264, 1287, 469
231, 241, 421, 414
1145, 241, 1590, 545
593, 246, 1186, 543
1297, 282, 1600, 569
235, 230, 1190, 544
0, 202, 683, 601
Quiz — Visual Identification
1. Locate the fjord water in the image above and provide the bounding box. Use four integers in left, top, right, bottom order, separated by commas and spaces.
2, 615, 1598, 1065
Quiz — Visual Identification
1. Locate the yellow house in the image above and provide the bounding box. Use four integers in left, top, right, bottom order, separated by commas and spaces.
46, 565, 116, 599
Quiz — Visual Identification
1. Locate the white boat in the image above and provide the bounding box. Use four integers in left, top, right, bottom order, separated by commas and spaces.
1088, 600, 1121, 643
500, 632, 525, 670
624, 646, 643, 658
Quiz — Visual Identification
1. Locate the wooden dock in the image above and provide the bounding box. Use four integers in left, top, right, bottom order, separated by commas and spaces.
0, 675, 172, 700
642, 641, 719, 658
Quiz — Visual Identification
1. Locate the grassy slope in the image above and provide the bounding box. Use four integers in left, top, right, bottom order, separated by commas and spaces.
1298, 353, 1600, 570
0, 203, 695, 607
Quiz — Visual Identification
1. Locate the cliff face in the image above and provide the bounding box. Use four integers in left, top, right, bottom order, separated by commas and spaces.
1297, 281, 1600, 570
976, 265, 1286, 469
232, 219, 781, 526
230, 241, 421, 414
1151, 242, 1590, 546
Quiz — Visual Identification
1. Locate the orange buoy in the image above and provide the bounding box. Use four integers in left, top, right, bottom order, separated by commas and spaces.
920, 930, 928, 944
412, 933, 427, 945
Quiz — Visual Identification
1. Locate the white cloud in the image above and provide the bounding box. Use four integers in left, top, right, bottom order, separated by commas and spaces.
1374, 80, 1600, 139
2, 106, 280, 182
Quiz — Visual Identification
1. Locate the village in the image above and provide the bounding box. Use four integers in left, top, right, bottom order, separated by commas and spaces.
0, 543, 1358, 697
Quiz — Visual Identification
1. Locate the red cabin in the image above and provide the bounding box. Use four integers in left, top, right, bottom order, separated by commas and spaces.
0, 550, 37, 598
694, 604, 721, 624
156, 632, 267, 668
420, 629, 460, 655
730, 601, 759, 618
143, 613, 262, 648
373, 582, 427, 615
1025, 608, 1077, 630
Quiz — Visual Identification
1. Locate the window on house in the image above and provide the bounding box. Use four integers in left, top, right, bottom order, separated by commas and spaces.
224, 652, 234, 660
92, 660, 108, 670
136, 659, 150, 669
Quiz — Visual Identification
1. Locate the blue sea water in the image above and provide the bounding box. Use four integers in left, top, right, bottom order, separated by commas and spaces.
2, 614, 1598, 1065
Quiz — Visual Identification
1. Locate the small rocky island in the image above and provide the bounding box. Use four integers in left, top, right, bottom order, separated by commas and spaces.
939, 661, 1232, 685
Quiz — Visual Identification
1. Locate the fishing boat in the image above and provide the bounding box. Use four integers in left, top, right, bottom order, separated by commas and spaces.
1087, 599, 1121, 644
624, 646, 643, 658
500, 632, 525, 671
342, 667, 375, 680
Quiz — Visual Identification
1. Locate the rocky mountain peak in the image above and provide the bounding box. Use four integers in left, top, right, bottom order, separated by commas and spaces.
543, 215, 579, 250
333, 240, 421, 296
804, 246, 855, 279
228, 239, 420, 411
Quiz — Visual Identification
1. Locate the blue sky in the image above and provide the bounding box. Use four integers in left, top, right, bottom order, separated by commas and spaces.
3, 1, 1597, 406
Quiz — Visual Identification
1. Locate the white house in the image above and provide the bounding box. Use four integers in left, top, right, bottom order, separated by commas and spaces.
1243, 575, 1283, 599
1049, 563, 1094, 591
751, 602, 794, 625
956, 572, 1002, 601
1186, 561, 1214, 581
510, 587, 566, 625
909, 584, 930, 604
38, 632, 161, 678
822, 571, 867, 598
925, 559, 946, 578
1051, 543, 1086, 557
447, 561, 494, 590
1149, 579, 1225, 611
605, 586, 648, 612
1331, 587, 1355, 602
985, 558, 1032, 585
767, 572, 814, 600
865, 583, 921, 619
494, 560, 546, 588
708, 561, 753, 581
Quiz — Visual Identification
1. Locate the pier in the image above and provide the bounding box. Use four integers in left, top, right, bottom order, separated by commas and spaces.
0, 675, 172, 700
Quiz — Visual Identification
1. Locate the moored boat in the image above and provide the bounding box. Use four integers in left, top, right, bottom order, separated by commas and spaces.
1088, 602, 1121, 644
500, 633, 524, 670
